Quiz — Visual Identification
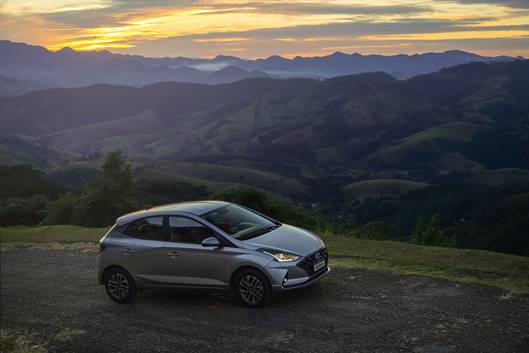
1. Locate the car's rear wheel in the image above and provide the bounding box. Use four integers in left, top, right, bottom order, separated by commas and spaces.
104, 268, 137, 303
234, 269, 272, 307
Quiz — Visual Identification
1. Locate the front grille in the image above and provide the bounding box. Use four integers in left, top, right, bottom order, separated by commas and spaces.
297, 247, 328, 276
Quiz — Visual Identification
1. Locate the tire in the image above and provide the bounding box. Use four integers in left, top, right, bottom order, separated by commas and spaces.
234, 269, 272, 307
104, 268, 137, 303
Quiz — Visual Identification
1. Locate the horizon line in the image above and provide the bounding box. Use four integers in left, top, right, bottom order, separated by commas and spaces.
2, 39, 525, 61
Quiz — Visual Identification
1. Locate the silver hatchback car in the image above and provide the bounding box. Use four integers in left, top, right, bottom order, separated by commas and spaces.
97, 201, 330, 307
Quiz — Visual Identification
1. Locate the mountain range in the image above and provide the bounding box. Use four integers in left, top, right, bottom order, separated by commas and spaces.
1, 59, 528, 175
1, 57, 528, 255
0, 40, 523, 95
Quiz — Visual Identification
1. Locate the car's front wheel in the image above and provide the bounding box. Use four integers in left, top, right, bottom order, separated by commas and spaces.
104, 268, 137, 303
234, 269, 272, 307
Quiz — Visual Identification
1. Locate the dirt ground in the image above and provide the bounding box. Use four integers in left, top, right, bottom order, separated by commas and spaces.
1, 248, 528, 353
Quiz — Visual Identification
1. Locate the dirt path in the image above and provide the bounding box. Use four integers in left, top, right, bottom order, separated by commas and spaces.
1, 248, 528, 353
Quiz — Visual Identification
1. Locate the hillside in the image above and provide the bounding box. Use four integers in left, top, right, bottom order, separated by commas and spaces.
0, 137, 75, 169
1, 60, 528, 256
0, 74, 50, 97
1, 60, 528, 173
343, 179, 428, 200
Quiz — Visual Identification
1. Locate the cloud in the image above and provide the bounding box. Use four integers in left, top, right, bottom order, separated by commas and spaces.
448, 0, 529, 9
33, 0, 197, 28
2, 0, 529, 57
117, 15, 529, 58
198, 2, 431, 16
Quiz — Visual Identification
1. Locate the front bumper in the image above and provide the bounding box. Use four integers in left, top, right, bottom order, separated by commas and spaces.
271, 266, 331, 293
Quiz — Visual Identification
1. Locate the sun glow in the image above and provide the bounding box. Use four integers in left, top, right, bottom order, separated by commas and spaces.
1, 0, 528, 57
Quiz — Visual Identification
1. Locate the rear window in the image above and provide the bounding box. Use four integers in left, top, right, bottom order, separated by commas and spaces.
123, 217, 164, 241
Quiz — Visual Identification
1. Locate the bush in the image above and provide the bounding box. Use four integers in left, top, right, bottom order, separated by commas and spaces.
215, 186, 326, 230
0, 194, 50, 226
44, 192, 77, 225
360, 221, 392, 240
410, 215, 454, 247
0, 165, 64, 199
46, 150, 139, 227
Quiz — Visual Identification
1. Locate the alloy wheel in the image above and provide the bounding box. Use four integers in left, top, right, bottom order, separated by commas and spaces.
107, 273, 130, 300
238, 274, 264, 305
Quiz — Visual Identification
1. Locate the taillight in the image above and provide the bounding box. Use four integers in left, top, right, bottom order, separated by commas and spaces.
98, 244, 107, 253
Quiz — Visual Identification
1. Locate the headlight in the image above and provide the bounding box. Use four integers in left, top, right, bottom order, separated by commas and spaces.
262, 250, 300, 262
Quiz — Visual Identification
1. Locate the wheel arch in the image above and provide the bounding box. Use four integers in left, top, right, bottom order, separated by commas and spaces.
100, 265, 135, 285
229, 265, 272, 290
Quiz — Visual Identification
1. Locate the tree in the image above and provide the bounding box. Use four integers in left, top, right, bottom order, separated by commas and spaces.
0, 195, 50, 226
215, 186, 326, 230
410, 216, 427, 244
45, 151, 139, 227
410, 215, 454, 247
216, 186, 266, 212
361, 221, 392, 240
44, 192, 77, 225
71, 150, 139, 227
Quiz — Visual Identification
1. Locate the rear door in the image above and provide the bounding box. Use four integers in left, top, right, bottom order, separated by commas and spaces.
117, 216, 167, 286
164, 216, 228, 287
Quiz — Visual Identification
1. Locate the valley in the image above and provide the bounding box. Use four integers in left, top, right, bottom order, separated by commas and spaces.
1, 60, 528, 256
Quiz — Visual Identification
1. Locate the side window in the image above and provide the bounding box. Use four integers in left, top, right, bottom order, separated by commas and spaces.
124, 217, 164, 241
168, 216, 214, 244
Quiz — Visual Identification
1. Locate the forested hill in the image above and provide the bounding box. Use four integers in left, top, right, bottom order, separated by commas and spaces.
1, 60, 528, 172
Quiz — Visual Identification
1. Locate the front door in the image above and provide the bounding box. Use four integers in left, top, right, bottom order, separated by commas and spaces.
164, 216, 228, 287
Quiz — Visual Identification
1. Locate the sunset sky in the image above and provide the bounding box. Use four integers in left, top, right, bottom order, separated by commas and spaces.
1, 0, 528, 58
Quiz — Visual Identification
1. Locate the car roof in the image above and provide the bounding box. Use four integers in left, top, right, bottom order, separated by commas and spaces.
116, 200, 229, 225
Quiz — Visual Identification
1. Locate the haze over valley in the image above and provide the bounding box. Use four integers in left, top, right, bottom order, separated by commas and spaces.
0, 40, 523, 94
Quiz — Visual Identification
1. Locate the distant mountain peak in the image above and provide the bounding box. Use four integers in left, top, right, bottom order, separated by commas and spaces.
57, 47, 76, 54
329, 51, 347, 57
0, 39, 523, 86
213, 55, 241, 61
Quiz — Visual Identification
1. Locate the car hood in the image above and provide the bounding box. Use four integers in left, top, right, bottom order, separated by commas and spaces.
243, 224, 323, 255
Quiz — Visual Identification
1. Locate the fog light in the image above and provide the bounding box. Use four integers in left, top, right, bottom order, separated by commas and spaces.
282, 274, 288, 285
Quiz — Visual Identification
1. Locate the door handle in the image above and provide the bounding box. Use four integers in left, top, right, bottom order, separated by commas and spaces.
122, 248, 134, 255
168, 251, 181, 258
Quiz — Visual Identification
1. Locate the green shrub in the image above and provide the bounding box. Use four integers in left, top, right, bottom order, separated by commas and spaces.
410, 215, 454, 247
215, 186, 326, 230
0, 165, 64, 199
44, 192, 77, 225
46, 151, 139, 227
360, 221, 392, 240
0, 195, 50, 226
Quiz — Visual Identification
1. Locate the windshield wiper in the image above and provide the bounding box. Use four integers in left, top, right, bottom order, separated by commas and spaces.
238, 224, 280, 240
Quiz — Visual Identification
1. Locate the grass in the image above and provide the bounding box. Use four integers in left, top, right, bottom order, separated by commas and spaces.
342, 178, 428, 200
155, 162, 307, 195
1, 225, 528, 294
322, 235, 529, 294
399, 122, 480, 145
134, 167, 239, 193
367, 122, 482, 166
471, 168, 529, 186
0, 331, 47, 353
0, 328, 86, 353
0, 225, 107, 243
52, 329, 86, 343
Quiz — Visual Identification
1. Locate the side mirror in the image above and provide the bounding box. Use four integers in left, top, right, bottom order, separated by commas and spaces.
201, 236, 221, 248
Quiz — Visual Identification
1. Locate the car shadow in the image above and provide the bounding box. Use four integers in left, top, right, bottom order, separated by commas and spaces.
133, 282, 326, 308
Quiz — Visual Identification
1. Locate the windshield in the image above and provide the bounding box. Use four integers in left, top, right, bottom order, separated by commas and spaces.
201, 204, 279, 240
